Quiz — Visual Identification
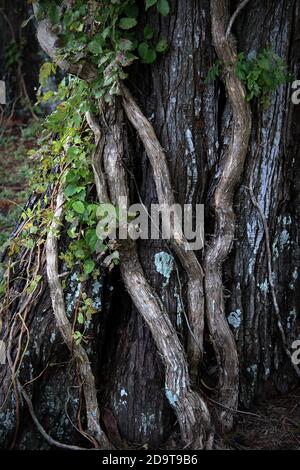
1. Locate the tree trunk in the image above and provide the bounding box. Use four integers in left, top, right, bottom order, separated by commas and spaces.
0, 0, 299, 449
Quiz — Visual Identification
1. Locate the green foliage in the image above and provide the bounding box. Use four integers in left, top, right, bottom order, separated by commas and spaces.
236, 49, 291, 107
146, 0, 170, 16
4, 41, 23, 68
2, 0, 171, 342
205, 61, 221, 85
39, 62, 57, 88
0, 120, 39, 248
156, 39, 169, 53
2, 75, 114, 337
138, 42, 157, 64
156, 0, 170, 16
27, 76, 119, 334
206, 48, 291, 107
37, 0, 170, 100
138, 23, 168, 64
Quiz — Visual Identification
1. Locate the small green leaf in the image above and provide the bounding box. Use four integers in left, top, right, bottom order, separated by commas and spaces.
119, 38, 135, 51
85, 229, 98, 252
88, 39, 102, 55
84, 259, 95, 275
73, 331, 82, 345
146, 0, 157, 10
74, 248, 85, 259
156, 39, 168, 53
67, 227, 78, 239
39, 62, 56, 87
29, 226, 38, 234
77, 312, 84, 324
64, 185, 85, 197
144, 25, 154, 40
72, 201, 85, 214
138, 42, 157, 64
157, 0, 170, 16
119, 18, 137, 30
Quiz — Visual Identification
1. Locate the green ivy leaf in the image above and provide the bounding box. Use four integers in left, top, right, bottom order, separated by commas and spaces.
72, 201, 85, 214
74, 248, 85, 259
39, 62, 57, 87
119, 38, 135, 51
73, 331, 82, 344
157, 0, 170, 16
84, 259, 95, 275
119, 18, 137, 30
77, 312, 84, 324
146, 0, 157, 10
144, 25, 154, 40
85, 229, 98, 252
67, 227, 78, 239
156, 39, 168, 53
64, 184, 85, 197
88, 38, 102, 55
138, 42, 157, 64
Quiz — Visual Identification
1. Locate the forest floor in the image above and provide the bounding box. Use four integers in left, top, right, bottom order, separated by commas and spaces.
227, 386, 300, 450
0, 118, 39, 248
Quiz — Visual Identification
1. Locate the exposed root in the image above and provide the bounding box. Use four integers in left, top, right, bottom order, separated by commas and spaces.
45, 188, 112, 449
204, 0, 252, 431
121, 84, 204, 381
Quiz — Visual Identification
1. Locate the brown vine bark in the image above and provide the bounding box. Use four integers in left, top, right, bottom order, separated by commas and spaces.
121, 84, 205, 381
45, 188, 112, 449
203, 0, 252, 430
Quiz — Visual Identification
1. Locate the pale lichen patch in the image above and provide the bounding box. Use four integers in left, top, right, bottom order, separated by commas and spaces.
227, 309, 241, 329
154, 252, 174, 287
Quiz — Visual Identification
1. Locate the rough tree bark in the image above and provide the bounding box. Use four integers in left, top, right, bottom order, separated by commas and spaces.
0, 0, 299, 449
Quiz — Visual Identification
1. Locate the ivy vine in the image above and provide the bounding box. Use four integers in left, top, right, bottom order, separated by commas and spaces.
1, 0, 171, 344
37, 0, 170, 101
206, 48, 292, 107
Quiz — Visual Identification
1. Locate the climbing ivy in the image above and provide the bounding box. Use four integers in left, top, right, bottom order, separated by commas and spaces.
1, 0, 171, 344
206, 48, 291, 107
37, 0, 170, 101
